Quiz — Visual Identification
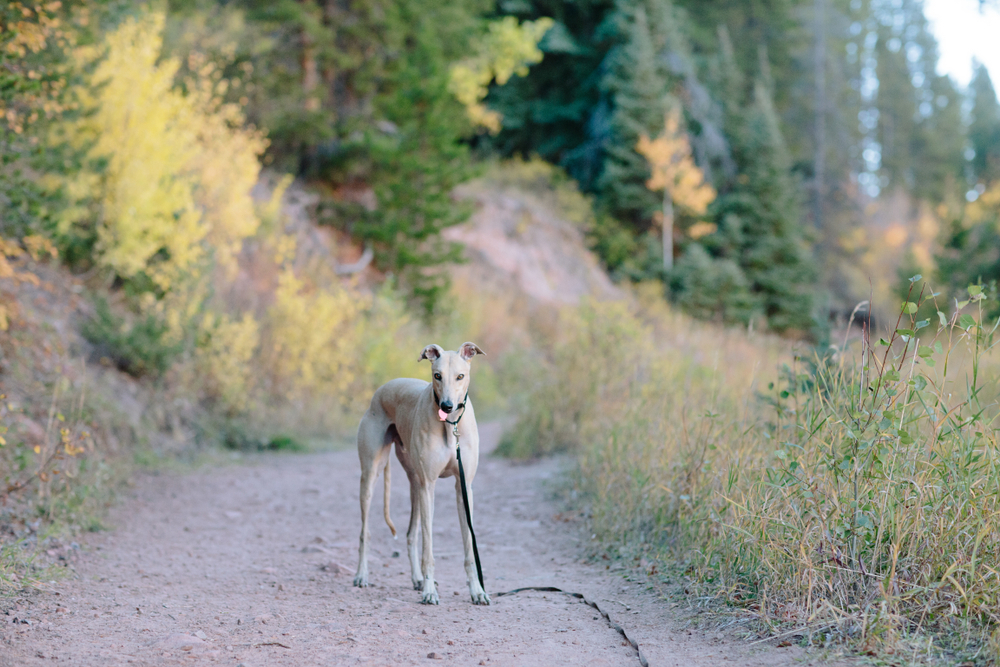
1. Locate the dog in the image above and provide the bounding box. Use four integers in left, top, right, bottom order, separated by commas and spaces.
353, 342, 490, 605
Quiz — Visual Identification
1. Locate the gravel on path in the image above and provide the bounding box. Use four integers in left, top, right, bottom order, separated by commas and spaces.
0, 422, 840, 666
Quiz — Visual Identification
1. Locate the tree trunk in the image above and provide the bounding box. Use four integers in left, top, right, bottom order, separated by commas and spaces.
301, 27, 319, 112
813, 0, 826, 229
662, 189, 674, 272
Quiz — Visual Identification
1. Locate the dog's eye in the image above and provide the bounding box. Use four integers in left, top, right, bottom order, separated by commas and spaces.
457, 374, 464, 380
434, 373, 442, 380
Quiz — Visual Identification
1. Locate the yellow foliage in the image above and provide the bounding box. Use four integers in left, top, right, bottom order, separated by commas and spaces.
0, 1, 68, 134
196, 312, 260, 415
264, 268, 363, 399
636, 108, 715, 214
55, 12, 266, 292
449, 17, 553, 133
1, 2, 63, 58
0, 236, 43, 331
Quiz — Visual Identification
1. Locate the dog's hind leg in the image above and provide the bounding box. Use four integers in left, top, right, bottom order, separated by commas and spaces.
455, 478, 490, 605
354, 422, 391, 588
353, 460, 379, 588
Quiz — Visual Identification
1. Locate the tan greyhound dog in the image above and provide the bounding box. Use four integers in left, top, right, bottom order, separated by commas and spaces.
353, 342, 490, 605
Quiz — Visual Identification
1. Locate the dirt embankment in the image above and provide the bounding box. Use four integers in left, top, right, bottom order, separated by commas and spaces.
0, 423, 837, 667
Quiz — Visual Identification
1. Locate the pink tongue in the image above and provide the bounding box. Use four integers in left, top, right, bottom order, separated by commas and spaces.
438, 409, 448, 422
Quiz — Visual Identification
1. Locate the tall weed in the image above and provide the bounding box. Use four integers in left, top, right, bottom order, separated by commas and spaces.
504, 279, 1000, 659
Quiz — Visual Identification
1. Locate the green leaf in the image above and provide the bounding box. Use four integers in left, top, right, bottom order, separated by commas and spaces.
913, 375, 927, 391
897, 329, 914, 337
909, 274, 923, 283
934, 341, 943, 354
902, 301, 918, 314
918, 345, 933, 358
878, 338, 890, 346
898, 429, 914, 445
915, 319, 930, 330
959, 314, 976, 330
938, 311, 948, 327
968, 284, 983, 296
924, 357, 936, 367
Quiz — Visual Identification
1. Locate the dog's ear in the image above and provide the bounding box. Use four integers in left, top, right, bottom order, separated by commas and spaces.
419, 344, 444, 362
459, 342, 486, 361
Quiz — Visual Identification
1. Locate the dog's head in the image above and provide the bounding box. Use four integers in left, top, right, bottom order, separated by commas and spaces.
418, 342, 485, 419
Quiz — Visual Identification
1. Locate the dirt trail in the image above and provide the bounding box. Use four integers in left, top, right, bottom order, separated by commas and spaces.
1, 423, 835, 667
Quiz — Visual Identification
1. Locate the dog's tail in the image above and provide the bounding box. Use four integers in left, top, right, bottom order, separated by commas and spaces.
383, 454, 397, 538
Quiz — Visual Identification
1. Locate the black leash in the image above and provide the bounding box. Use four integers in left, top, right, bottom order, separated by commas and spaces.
493, 587, 648, 667
437, 391, 485, 592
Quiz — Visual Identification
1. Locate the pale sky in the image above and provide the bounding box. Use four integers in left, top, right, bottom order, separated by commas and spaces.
923, 0, 1000, 89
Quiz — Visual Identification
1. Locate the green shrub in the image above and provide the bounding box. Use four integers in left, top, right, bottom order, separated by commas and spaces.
266, 435, 305, 452
670, 244, 757, 325
81, 299, 181, 378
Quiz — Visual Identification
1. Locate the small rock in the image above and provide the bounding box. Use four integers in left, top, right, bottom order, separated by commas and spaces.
427, 652, 443, 660
195, 631, 207, 640
447, 640, 454, 645
422, 629, 428, 634
277, 584, 285, 591
453, 591, 459, 596
320, 562, 348, 574
392, 550, 400, 558
301, 546, 328, 554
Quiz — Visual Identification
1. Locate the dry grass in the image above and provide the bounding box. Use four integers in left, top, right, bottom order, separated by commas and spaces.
501, 281, 1000, 663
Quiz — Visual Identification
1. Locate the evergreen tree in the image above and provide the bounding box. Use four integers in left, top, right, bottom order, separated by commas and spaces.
700, 39, 817, 333
168, 0, 500, 311
871, 1, 965, 202
597, 2, 679, 230
486, 0, 618, 191
969, 63, 1000, 186
873, 28, 918, 194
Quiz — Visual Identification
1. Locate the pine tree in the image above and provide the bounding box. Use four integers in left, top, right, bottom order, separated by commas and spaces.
969, 63, 1000, 186
597, 2, 677, 230
702, 39, 817, 333
485, 0, 617, 192
871, 1, 965, 203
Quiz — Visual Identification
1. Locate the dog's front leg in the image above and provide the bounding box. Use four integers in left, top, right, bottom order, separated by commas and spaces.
418, 481, 439, 604
406, 473, 423, 591
455, 479, 490, 605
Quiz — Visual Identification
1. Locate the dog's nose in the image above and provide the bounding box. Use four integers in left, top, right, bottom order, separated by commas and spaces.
440, 400, 453, 413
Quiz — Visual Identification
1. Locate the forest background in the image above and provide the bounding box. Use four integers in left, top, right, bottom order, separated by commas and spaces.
3, 0, 1000, 663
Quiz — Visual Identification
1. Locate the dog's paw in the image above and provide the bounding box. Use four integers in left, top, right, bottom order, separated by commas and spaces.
412, 579, 423, 591
469, 585, 491, 605
353, 574, 369, 588
420, 580, 439, 605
